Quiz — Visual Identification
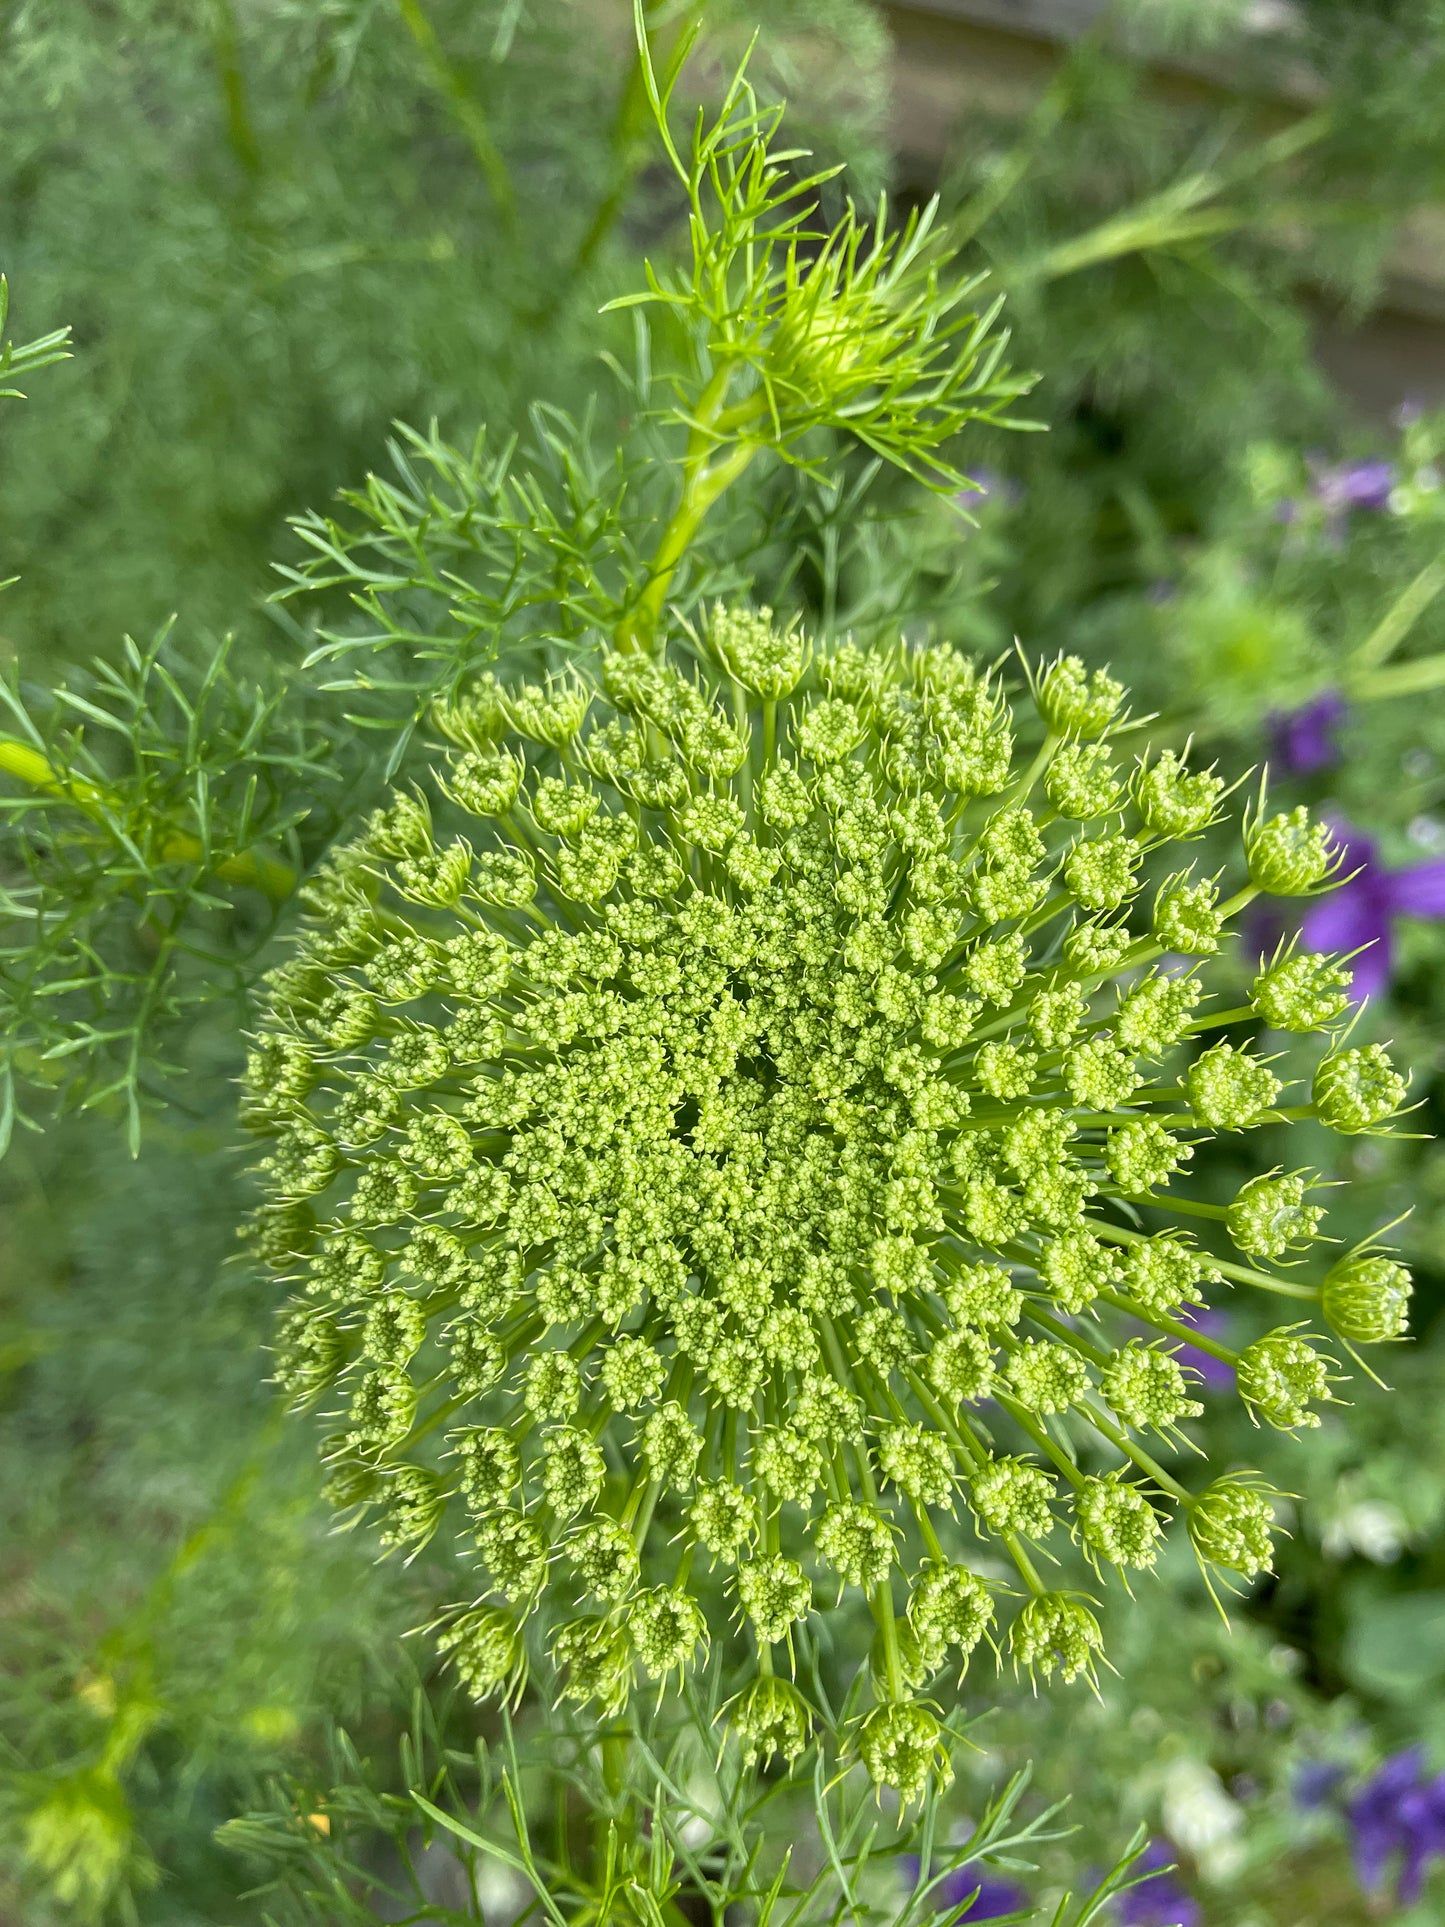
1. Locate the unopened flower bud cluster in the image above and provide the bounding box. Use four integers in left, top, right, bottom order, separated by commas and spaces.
244, 617, 1411, 1801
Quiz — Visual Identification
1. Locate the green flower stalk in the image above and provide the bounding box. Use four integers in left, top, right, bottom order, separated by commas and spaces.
245, 618, 1412, 1800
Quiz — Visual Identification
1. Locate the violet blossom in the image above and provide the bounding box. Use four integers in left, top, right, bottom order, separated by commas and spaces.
902, 1854, 1028, 1921
1300, 821, 1445, 1002
1174, 1309, 1235, 1392
1310, 458, 1396, 516
1346, 1747, 1445, 1905
1118, 1841, 1201, 1927
1267, 689, 1348, 777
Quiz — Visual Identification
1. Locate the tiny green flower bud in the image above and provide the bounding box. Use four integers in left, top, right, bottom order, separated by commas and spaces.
855, 1301, 914, 1372
1064, 1036, 1142, 1110
728, 1675, 815, 1767
1073, 1474, 1166, 1572
553, 1617, 632, 1712
541, 1426, 606, 1520
377, 1466, 448, 1551
737, 1553, 812, 1642
470, 847, 537, 908
396, 839, 473, 908
856, 1700, 954, 1805
380, 1028, 449, 1090
971, 1456, 1056, 1540
346, 1366, 415, 1449
452, 1426, 521, 1514
1187, 1041, 1282, 1130
365, 790, 433, 859
1132, 751, 1223, 839
504, 672, 591, 747
1064, 921, 1134, 973
1101, 1341, 1203, 1432
350, 1161, 419, 1225
437, 1607, 527, 1704
1028, 983, 1088, 1051
710, 604, 808, 699
1063, 834, 1142, 913
629, 1585, 706, 1681
599, 1335, 667, 1412
531, 774, 599, 838
753, 1425, 824, 1505
309, 987, 380, 1050
476, 1511, 547, 1600
641, 1401, 704, 1491
1189, 1476, 1276, 1578
525, 1350, 582, 1420
942, 1263, 1023, 1331
907, 1562, 994, 1661
799, 697, 865, 765
928, 1327, 996, 1403
1009, 1592, 1103, 1685
1120, 1234, 1212, 1317
1106, 1118, 1191, 1194
878, 1423, 956, 1506
960, 932, 1028, 1006
434, 673, 506, 749
1246, 806, 1336, 894
1227, 1172, 1324, 1261
1036, 655, 1124, 738
1313, 1045, 1408, 1134
691, 1480, 754, 1563
568, 1516, 641, 1602
446, 745, 525, 817
319, 1445, 383, 1513
1115, 973, 1201, 1056
1322, 1253, 1412, 1344
1152, 876, 1223, 957
1237, 1330, 1331, 1429
273, 1309, 347, 1407
449, 1323, 505, 1397
1039, 1229, 1117, 1313
793, 1375, 865, 1444
816, 1500, 895, 1589
1005, 1338, 1089, 1415
1252, 947, 1353, 1031
363, 1293, 426, 1366
1045, 741, 1122, 819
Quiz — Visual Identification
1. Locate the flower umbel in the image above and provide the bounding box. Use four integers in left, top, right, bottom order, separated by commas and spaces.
246, 619, 1405, 1793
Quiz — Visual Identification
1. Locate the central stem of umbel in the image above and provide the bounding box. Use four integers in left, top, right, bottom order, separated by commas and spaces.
245, 610, 1412, 1803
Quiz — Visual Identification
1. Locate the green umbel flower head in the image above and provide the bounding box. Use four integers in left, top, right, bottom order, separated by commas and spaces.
246, 618, 1404, 1801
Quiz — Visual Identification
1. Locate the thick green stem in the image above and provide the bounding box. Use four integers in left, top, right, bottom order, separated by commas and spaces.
0, 738, 296, 898
1345, 556, 1445, 675
393, 0, 515, 224
210, 0, 262, 176
612, 372, 768, 653
562, 0, 703, 293
1097, 1286, 1240, 1367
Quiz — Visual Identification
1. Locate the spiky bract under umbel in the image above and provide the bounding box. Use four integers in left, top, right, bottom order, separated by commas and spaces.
244, 613, 1408, 1798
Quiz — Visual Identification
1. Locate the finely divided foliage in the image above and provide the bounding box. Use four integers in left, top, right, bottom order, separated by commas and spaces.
246, 612, 1411, 1802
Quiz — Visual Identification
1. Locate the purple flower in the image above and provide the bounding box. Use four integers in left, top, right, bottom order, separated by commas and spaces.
1173, 1308, 1235, 1391
1267, 689, 1348, 777
1310, 458, 1395, 515
1347, 1747, 1445, 1904
1119, 1841, 1201, 1927
1293, 1759, 1347, 1809
903, 1855, 1028, 1920
1300, 820, 1445, 1002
